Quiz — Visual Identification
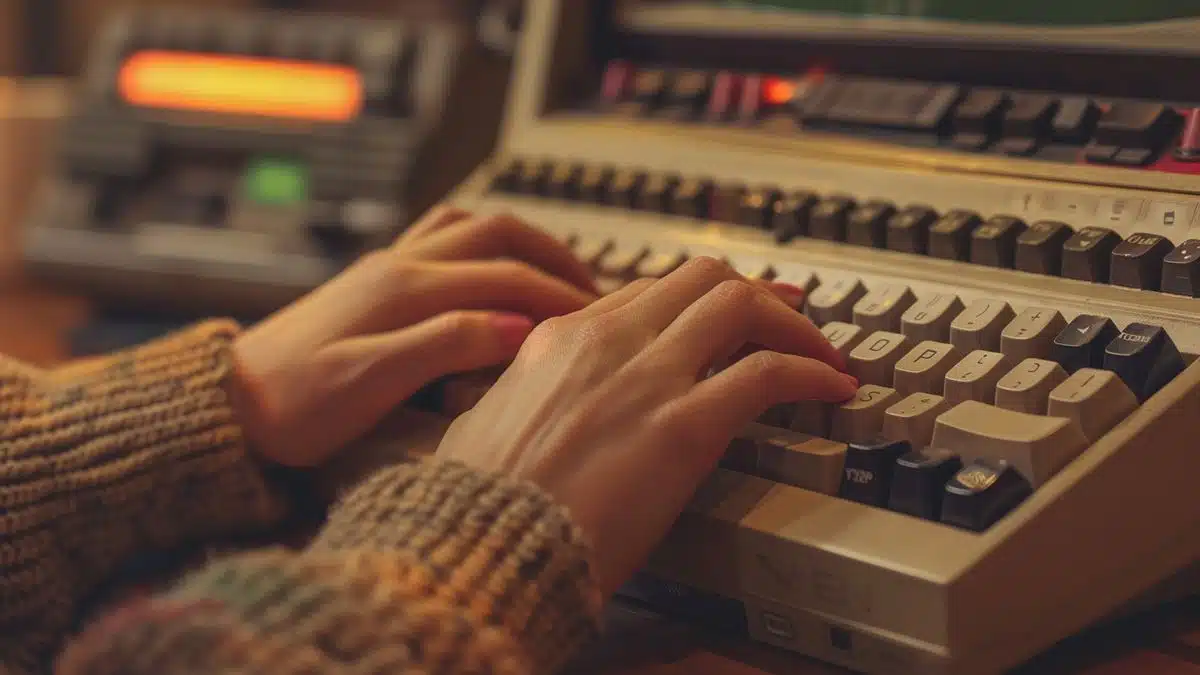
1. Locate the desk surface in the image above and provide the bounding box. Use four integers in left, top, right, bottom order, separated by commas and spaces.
2, 79, 1200, 675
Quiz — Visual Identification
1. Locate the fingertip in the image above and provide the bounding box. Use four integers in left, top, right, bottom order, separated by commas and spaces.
490, 312, 536, 350
767, 282, 808, 309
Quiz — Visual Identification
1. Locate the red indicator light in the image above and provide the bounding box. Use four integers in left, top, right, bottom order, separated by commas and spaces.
762, 78, 796, 106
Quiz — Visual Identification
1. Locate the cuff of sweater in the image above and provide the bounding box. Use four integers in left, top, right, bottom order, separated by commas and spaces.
310, 459, 606, 672
2, 320, 290, 586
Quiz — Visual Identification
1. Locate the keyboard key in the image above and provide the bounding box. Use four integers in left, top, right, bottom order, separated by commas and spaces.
726, 257, 776, 281
574, 237, 614, 267
940, 459, 1033, 532
888, 448, 963, 521
789, 400, 832, 437
846, 332, 911, 387
820, 321, 866, 361
577, 165, 614, 203
1161, 239, 1200, 297
635, 173, 680, 212
1000, 307, 1066, 361
830, 385, 901, 444
931, 400, 1089, 487
852, 285, 917, 333
886, 205, 938, 254
846, 200, 896, 248
950, 89, 1009, 150
944, 350, 1013, 404
998, 94, 1058, 155
838, 437, 912, 507
735, 186, 779, 229
950, 299, 1015, 352
1110, 232, 1173, 291
1015, 220, 1073, 276
636, 250, 688, 278
1062, 226, 1121, 283
970, 216, 1027, 268
773, 267, 820, 294
597, 245, 649, 277
1103, 322, 1186, 402
607, 168, 647, 208
1051, 97, 1101, 143
750, 425, 848, 495
900, 294, 964, 343
545, 163, 583, 199
1048, 368, 1139, 443
805, 278, 867, 325
710, 183, 748, 223
929, 210, 982, 261
883, 392, 953, 448
721, 435, 759, 472
892, 341, 961, 396
671, 177, 713, 218
1052, 315, 1119, 373
771, 191, 819, 242
994, 358, 1069, 415
810, 195, 856, 241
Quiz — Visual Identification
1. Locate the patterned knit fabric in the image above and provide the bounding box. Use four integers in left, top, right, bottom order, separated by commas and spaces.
0, 321, 604, 675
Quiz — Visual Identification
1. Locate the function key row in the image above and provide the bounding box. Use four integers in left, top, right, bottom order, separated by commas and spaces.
491, 156, 1200, 297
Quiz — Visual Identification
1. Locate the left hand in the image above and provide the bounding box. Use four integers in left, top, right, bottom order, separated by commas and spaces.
227, 206, 598, 468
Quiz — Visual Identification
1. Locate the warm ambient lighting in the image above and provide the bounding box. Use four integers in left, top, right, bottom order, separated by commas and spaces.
117, 50, 363, 122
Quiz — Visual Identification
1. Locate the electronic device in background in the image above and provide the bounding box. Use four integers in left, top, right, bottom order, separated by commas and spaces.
359, 1, 1200, 674
22, 5, 514, 315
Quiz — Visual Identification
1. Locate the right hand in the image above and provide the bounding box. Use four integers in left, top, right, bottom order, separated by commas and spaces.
435, 257, 858, 597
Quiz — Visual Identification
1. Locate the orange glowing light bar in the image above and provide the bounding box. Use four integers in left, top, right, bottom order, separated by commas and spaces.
118, 50, 363, 122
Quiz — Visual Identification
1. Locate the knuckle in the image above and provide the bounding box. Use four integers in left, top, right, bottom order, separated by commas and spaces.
743, 350, 790, 379
681, 255, 733, 280
473, 212, 521, 237
433, 311, 490, 349
711, 278, 762, 308
496, 259, 541, 283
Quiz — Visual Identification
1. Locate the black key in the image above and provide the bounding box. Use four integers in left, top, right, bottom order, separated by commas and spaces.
802, 78, 960, 132
720, 436, 758, 472
970, 215, 1027, 268
634, 173, 679, 212
928, 210, 982, 261
577, 165, 614, 203
515, 159, 553, 195
1092, 102, 1183, 150
1062, 226, 1121, 283
670, 178, 713, 218
1103, 323, 1186, 402
886, 205, 938, 254
888, 448, 963, 521
490, 157, 524, 192
91, 180, 127, 224
736, 187, 781, 229
839, 437, 912, 507
1110, 232, 1174, 291
1162, 239, 1200, 297
544, 163, 583, 200
1051, 97, 1101, 143
951, 90, 1010, 150
772, 191, 818, 243
998, 94, 1058, 156
1052, 315, 1118, 373
846, 200, 896, 248
606, 168, 646, 209
809, 195, 856, 241
661, 69, 712, 120
710, 183, 747, 223
630, 69, 670, 110
1015, 220, 1073, 276
941, 459, 1033, 532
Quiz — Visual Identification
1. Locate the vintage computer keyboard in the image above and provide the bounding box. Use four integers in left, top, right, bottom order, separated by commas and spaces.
340, 2, 1200, 674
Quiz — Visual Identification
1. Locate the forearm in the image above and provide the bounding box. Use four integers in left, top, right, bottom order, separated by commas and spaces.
59, 460, 605, 675
0, 320, 290, 670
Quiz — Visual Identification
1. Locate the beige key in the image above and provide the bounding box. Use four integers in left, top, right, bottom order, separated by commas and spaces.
805, 278, 867, 325
595, 276, 627, 295
931, 400, 1089, 487
574, 237, 613, 266
900, 293, 964, 343
820, 321, 866, 362
757, 403, 794, 428
846, 331, 911, 386
597, 245, 649, 276
949, 298, 1015, 353
442, 369, 503, 416
882, 393, 953, 448
1048, 368, 1139, 443
995, 358, 1069, 415
852, 285, 917, 333
944, 350, 1013, 404
830, 385, 901, 443
727, 257, 776, 281
774, 267, 821, 294
746, 424, 847, 495
999, 307, 1067, 361
636, 250, 688, 278
721, 435, 759, 472
892, 341, 961, 396
788, 401, 832, 437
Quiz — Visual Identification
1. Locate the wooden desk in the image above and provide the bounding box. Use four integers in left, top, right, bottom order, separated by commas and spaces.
2, 79, 1199, 675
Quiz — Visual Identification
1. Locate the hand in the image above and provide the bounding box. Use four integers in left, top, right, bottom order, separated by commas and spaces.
434, 257, 858, 597
229, 206, 598, 468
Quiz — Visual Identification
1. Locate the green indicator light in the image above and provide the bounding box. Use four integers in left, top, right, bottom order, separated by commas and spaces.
244, 157, 308, 206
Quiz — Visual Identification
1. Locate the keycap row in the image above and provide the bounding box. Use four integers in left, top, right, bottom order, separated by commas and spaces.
492, 157, 1200, 296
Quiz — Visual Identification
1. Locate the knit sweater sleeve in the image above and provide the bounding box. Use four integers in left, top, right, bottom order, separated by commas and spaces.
0, 320, 291, 672
56, 460, 607, 675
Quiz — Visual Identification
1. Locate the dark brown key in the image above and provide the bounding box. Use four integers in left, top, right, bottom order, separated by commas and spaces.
1015, 220, 1073, 275
970, 215, 1027, 268
846, 200, 896, 248
1062, 226, 1121, 283
929, 210, 982, 261
886, 205, 938, 254
1110, 232, 1173, 290
809, 195, 856, 241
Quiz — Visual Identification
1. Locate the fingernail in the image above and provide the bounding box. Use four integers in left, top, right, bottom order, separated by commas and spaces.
841, 373, 860, 394
769, 282, 807, 307
493, 313, 535, 348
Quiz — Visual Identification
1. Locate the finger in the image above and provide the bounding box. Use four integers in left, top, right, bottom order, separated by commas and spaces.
653, 279, 846, 372
611, 257, 743, 330
571, 277, 657, 318
322, 310, 535, 427
657, 352, 858, 472
401, 213, 597, 292
398, 204, 472, 241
